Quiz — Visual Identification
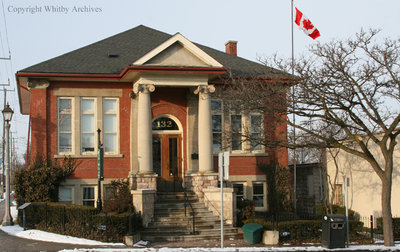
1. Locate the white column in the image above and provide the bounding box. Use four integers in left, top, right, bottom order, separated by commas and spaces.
134, 83, 155, 174
195, 85, 215, 173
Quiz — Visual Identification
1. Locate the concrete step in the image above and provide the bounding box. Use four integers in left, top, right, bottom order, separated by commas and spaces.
154, 202, 205, 209
154, 208, 213, 217
143, 191, 239, 243
142, 232, 242, 242
153, 214, 220, 223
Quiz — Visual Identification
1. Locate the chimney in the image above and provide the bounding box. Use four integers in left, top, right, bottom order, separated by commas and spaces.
225, 40, 238, 56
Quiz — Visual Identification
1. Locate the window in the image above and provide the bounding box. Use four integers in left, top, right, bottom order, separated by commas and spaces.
231, 114, 242, 151
103, 98, 118, 153
253, 183, 264, 207
211, 100, 223, 152
59, 187, 73, 203
250, 114, 262, 151
56, 96, 119, 156
58, 98, 73, 153
233, 183, 245, 206
82, 187, 95, 207
81, 98, 96, 153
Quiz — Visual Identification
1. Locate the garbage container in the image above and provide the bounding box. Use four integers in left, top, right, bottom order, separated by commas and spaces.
242, 223, 264, 244
322, 214, 346, 249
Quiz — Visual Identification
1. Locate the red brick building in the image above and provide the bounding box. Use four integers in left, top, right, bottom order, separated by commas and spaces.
17, 25, 289, 215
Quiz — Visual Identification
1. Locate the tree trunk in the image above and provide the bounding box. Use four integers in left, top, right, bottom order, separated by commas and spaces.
381, 176, 394, 246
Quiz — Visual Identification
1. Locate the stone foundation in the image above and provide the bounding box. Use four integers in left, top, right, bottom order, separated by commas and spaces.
129, 172, 158, 190
184, 172, 218, 199
131, 189, 156, 227
203, 187, 236, 225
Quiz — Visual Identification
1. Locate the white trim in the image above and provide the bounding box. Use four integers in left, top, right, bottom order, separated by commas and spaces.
133, 33, 223, 68
151, 114, 183, 134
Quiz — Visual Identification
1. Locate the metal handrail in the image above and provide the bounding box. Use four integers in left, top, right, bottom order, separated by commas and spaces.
173, 174, 196, 235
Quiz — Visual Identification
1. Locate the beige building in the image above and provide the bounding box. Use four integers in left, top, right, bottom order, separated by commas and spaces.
326, 140, 400, 218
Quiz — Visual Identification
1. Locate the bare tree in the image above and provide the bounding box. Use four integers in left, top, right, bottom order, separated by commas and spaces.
223, 29, 399, 246
271, 29, 399, 246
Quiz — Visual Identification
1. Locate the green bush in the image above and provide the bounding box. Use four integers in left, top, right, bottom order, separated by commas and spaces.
103, 179, 134, 214
18, 202, 142, 242
14, 157, 77, 204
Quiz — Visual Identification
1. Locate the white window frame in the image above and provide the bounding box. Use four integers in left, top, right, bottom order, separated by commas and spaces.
82, 186, 96, 207
249, 113, 264, 152
230, 113, 243, 152
58, 186, 74, 204
57, 97, 74, 155
253, 182, 266, 209
102, 98, 119, 155
211, 99, 223, 153
233, 182, 245, 206
56, 96, 120, 157
228, 101, 264, 153
80, 97, 97, 155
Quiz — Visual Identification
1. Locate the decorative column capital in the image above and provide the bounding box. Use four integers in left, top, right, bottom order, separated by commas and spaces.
194, 85, 215, 99
133, 83, 155, 94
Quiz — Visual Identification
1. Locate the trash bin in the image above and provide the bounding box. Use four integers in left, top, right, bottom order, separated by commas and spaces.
322, 214, 346, 249
242, 223, 264, 244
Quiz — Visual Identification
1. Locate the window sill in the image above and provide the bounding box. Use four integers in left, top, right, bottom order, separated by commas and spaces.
54, 154, 124, 159
213, 152, 269, 157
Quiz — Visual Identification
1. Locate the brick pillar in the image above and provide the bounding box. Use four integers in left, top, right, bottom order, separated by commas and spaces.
29, 87, 49, 162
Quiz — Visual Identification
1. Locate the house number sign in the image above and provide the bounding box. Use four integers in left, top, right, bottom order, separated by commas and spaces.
152, 117, 178, 130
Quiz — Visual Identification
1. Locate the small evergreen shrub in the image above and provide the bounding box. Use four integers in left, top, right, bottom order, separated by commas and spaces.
103, 179, 134, 213
14, 157, 77, 204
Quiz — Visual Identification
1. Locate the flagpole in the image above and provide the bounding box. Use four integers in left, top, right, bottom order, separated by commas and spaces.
291, 0, 297, 214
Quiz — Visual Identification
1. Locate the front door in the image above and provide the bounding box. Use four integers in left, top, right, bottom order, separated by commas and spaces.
152, 134, 182, 191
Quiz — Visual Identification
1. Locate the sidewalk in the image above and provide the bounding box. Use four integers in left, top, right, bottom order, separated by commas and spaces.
1, 200, 400, 251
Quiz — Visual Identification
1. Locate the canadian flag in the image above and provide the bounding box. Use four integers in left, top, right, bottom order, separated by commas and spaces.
295, 7, 320, 40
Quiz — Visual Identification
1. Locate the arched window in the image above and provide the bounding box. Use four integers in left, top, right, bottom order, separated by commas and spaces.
152, 117, 179, 130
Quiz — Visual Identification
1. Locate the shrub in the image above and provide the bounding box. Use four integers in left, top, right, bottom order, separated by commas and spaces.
258, 162, 292, 215
18, 202, 142, 242
315, 204, 358, 220
236, 199, 255, 226
14, 157, 77, 204
376, 218, 400, 240
242, 218, 364, 243
103, 179, 134, 213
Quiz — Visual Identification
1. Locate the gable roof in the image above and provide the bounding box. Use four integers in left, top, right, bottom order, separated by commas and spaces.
18, 25, 286, 78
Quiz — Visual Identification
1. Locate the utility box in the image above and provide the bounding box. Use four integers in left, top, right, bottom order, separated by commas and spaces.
242, 223, 264, 244
322, 214, 346, 249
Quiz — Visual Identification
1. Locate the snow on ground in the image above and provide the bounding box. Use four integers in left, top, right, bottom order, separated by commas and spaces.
0, 225, 125, 246
0, 205, 124, 246
57, 243, 400, 252
2, 204, 400, 251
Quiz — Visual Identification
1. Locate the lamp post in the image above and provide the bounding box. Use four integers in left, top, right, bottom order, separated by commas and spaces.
2, 104, 13, 226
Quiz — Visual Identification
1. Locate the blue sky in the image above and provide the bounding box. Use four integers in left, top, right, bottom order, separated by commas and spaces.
1, 0, 400, 161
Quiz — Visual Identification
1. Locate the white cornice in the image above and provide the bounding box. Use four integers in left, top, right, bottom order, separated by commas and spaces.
132, 33, 223, 68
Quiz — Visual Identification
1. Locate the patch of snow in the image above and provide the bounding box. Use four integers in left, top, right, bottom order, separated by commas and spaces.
0, 225, 124, 246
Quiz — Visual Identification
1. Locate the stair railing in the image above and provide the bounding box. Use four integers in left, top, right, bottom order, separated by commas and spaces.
173, 174, 197, 235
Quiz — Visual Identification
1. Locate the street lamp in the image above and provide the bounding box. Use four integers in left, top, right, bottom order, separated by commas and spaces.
2, 104, 13, 226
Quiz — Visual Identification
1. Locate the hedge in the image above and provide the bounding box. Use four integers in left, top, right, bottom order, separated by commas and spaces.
18, 202, 142, 243
376, 218, 400, 240
243, 218, 364, 242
